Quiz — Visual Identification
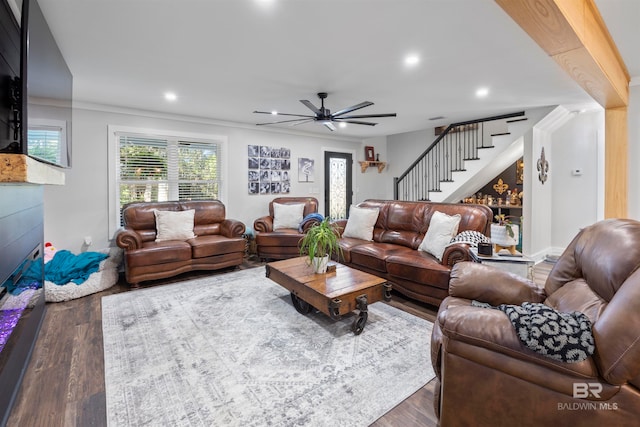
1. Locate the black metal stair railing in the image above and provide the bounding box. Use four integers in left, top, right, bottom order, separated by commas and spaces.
393, 111, 525, 201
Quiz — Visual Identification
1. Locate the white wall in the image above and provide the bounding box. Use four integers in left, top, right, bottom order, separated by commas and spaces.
358, 135, 392, 200
549, 110, 604, 249
44, 106, 382, 252
385, 128, 434, 199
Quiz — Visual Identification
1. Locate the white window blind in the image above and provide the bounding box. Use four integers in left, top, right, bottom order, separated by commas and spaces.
28, 125, 64, 165
117, 133, 221, 222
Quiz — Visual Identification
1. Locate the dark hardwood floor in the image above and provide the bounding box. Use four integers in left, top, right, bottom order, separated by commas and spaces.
6, 257, 552, 427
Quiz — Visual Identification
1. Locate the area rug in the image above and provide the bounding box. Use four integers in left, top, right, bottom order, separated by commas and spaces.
102, 267, 435, 427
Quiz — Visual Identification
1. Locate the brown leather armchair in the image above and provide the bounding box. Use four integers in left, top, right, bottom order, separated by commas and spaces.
253, 197, 319, 260
431, 218, 640, 427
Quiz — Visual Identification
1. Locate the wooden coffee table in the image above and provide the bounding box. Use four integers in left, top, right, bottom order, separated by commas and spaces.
265, 257, 391, 334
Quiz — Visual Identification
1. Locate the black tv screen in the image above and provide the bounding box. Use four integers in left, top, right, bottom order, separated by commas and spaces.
21, 0, 72, 168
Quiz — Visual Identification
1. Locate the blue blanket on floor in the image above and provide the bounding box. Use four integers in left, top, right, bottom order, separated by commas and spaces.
43, 250, 109, 286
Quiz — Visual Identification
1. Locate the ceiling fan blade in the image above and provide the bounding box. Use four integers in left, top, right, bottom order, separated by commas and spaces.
254, 111, 314, 118
300, 100, 321, 114
256, 118, 314, 126
336, 113, 397, 119
334, 119, 378, 126
331, 101, 374, 117
323, 122, 336, 131
292, 119, 315, 126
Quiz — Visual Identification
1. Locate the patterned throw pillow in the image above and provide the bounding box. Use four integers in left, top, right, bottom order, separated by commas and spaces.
448, 230, 490, 248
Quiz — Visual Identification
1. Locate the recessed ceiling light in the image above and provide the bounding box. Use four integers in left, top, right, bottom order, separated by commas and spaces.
164, 92, 177, 101
271, 110, 278, 115
255, 0, 276, 8
475, 87, 489, 98
404, 54, 420, 67
339, 122, 347, 128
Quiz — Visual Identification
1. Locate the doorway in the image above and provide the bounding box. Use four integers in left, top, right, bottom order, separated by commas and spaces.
324, 151, 353, 219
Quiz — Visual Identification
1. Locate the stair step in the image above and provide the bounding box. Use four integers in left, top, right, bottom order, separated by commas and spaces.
451, 169, 467, 172
441, 180, 454, 183
506, 117, 528, 123
463, 157, 480, 161
477, 146, 495, 149
490, 132, 511, 137
429, 189, 442, 193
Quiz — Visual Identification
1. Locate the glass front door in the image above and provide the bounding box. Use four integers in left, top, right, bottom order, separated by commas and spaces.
324, 151, 352, 219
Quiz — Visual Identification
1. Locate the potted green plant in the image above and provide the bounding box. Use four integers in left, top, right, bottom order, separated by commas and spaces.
491, 214, 520, 251
299, 218, 342, 273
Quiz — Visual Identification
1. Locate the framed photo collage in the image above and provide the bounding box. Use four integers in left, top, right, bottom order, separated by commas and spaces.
248, 145, 292, 195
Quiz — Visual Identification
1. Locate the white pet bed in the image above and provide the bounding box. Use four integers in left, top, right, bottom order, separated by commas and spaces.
45, 247, 122, 303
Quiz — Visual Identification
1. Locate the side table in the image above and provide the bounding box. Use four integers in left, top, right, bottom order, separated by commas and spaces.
470, 248, 535, 281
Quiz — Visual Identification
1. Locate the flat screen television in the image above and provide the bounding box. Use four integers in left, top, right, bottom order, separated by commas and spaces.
20, 0, 72, 168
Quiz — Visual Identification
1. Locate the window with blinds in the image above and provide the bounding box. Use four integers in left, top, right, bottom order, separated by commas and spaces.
28, 125, 64, 165
117, 134, 221, 219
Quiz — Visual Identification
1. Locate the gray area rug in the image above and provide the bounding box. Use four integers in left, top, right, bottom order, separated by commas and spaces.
102, 267, 435, 427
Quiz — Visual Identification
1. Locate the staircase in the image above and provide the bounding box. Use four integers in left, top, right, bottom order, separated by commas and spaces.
393, 112, 529, 202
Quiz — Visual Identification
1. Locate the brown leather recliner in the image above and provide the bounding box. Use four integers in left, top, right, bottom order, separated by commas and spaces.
253, 197, 319, 260
431, 218, 640, 427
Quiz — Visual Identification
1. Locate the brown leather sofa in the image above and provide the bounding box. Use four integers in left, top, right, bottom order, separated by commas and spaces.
431, 218, 640, 427
116, 200, 246, 286
253, 197, 319, 260
333, 199, 493, 306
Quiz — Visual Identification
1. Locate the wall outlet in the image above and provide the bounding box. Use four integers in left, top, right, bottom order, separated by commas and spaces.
571, 169, 583, 176
84, 236, 92, 246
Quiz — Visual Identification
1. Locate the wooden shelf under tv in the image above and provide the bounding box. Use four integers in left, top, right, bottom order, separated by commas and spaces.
359, 161, 386, 173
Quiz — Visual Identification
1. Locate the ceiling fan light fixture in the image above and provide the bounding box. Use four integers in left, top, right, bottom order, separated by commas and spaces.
253, 92, 396, 131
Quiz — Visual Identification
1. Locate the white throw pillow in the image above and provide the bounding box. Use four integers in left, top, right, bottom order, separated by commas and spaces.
342, 205, 380, 241
154, 209, 196, 242
273, 203, 305, 230
418, 211, 462, 260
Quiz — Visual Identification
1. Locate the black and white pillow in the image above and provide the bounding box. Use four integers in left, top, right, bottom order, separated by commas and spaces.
448, 230, 490, 248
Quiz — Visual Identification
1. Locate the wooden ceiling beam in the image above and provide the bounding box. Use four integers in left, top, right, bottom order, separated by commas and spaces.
495, 0, 629, 108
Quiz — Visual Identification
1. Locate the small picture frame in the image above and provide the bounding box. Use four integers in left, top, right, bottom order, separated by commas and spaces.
365, 146, 375, 161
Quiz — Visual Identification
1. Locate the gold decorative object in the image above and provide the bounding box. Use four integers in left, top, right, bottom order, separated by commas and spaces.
516, 159, 524, 184
493, 178, 509, 195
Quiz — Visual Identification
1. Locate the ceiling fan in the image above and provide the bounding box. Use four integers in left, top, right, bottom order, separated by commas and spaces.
254, 92, 396, 131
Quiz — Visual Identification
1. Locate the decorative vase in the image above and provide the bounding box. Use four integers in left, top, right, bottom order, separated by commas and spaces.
490, 223, 519, 247
311, 255, 330, 274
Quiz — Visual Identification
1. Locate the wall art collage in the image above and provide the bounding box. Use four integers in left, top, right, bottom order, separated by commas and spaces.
247, 145, 292, 195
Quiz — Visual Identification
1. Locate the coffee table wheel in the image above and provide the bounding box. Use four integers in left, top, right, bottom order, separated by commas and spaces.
352, 311, 368, 335
291, 293, 312, 314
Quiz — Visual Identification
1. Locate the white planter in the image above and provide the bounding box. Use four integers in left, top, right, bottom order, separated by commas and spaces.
311, 255, 330, 274
491, 224, 519, 247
